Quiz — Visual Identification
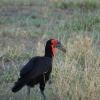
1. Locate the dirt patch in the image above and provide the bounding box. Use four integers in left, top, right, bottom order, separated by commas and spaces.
0, 6, 35, 17
0, 5, 49, 18
0, 96, 5, 100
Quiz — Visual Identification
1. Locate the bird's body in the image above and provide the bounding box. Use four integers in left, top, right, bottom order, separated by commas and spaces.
12, 56, 52, 93
12, 39, 66, 100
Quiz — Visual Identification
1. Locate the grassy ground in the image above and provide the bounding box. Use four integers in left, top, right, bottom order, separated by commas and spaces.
0, 0, 100, 100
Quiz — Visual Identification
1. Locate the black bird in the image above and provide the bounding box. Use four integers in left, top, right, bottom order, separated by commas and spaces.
12, 39, 66, 100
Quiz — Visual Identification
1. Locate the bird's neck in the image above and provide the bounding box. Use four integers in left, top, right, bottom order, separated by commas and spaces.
44, 49, 53, 59
44, 53, 53, 58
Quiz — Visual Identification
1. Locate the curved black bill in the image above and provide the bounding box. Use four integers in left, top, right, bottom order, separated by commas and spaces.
56, 42, 66, 53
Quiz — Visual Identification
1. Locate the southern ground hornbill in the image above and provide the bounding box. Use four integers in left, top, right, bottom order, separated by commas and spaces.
12, 39, 66, 100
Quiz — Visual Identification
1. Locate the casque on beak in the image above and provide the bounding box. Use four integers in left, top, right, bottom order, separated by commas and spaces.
56, 42, 66, 53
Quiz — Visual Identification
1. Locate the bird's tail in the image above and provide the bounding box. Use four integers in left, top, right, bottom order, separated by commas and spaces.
12, 78, 25, 93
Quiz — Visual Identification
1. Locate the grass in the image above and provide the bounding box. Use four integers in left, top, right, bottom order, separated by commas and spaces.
53, 0, 100, 10
0, 0, 100, 100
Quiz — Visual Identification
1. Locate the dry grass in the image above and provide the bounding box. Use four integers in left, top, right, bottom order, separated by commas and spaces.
51, 34, 100, 100
0, 34, 100, 100
0, 0, 100, 100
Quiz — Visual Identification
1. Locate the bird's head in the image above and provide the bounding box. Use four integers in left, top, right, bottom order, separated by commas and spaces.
45, 39, 66, 57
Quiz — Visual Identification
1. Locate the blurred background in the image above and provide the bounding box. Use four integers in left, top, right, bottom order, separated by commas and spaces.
0, 0, 100, 100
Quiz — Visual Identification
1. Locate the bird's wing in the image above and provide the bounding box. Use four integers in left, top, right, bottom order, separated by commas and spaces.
20, 57, 37, 77
20, 57, 52, 79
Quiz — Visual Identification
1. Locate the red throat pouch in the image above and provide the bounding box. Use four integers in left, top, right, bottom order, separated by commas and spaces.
51, 45, 57, 56
51, 39, 58, 56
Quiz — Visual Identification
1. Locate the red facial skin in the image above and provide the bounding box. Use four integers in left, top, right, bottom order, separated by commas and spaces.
51, 39, 59, 56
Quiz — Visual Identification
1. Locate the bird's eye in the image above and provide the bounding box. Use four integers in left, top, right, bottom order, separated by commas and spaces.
51, 43, 56, 48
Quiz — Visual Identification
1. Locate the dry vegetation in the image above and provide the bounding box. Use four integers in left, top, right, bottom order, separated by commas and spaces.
0, 0, 100, 100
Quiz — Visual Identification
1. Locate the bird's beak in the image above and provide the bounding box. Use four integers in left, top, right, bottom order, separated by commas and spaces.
56, 42, 66, 53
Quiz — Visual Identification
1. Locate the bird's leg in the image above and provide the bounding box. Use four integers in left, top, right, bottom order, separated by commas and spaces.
27, 86, 31, 100
41, 89, 46, 100
48, 75, 52, 84
40, 83, 46, 100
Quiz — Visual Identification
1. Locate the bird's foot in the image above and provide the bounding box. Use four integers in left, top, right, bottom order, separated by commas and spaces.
48, 79, 53, 84
41, 91, 46, 100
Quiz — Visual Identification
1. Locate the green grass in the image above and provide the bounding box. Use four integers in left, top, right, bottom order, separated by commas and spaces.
0, 0, 46, 6
0, 0, 100, 100
54, 0, 100, 10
